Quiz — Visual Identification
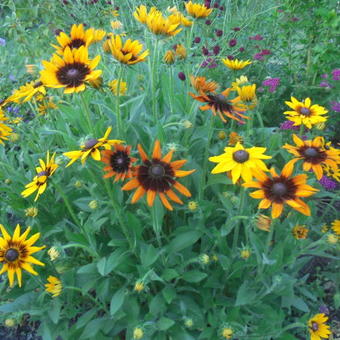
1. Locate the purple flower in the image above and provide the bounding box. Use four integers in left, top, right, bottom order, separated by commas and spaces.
219, 5, 225, 10
201, 58, 217, 69
213, 2, 219, 8
239, 47, 245, 52
279, 120, 299, 131
330, 101, 340, 112
205, 19, 212, 25
193, 37, 201, 43
9, 74, 16, 81
0, 38, 6, 46
290, 17, 299, 22
319, 176, 337, 191
262, 77, 280, 92
215, 29, 223, 37
213, 45, 220, 55
253, 53, 264, 60
227, 55, 234, 60
202, 47, 209, 56
332, 68, 340, 80
178, 72, 186, 81
249, 34, 263, 41
319, 305, 330, 315
232, 27, 240, 31
321, 73, 328, 79
319, 81, 332, 88
261, 49, 271, 55
229, 39, 237, 47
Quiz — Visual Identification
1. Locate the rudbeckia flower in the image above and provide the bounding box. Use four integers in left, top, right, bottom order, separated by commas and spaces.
122, 140, 195, 210
190, 75, 218, 93
209, 142, 271, 183
63, 127, 123, 167
7, 80, 46, 103
0, 123, 13, 145
185, 1, 213, 19
236, 84, 257, 109
45, 276, 62, 297
291, 225, 309, 239
40, 46, 102, 94
331, 219, 340, 235
21, 152, 58, 201
133, 5, 160, 24
222, 58, 252, 70
283, 134, 339, 180
307, 313, 331, 340
283, 97, 328, 129
0, 224, 45, 287
243, 163, 318, 218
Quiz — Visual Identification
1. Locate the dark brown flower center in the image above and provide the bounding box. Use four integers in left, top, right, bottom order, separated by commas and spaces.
83, 139, 98, 150
299, 107, 311, 116
33, 81, 43, 88
5, 248, 19, 262
37, 171, 48, 177
233, 150, 249, 163
149, 164, 165, 177
299, 146, 326, 164
311, 322, 319, 331
271, 182, 288, 196
304, 147, 319, 158
110, 150, 130, 173
69, 39, 86, 49
56, 62, 90, 88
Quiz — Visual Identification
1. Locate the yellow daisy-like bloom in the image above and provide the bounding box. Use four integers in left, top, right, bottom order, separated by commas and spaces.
7, 80, 46, 103
111, 20, 123, 30
237, 84, 257, 109
0, 224, 45, 287
63, 127, 124, 167
283, 134, 340, 180
331, 219, 340, 235
163, 50, 176, 64
134, 281, 144, 292
47, 247, 60, 261
188, 201, 198, 211
109, 79, 127, 96
45, 276, 62, 297
133, 5, 160, 24
209, 142, 272, 184
307, 313, 331, 340
231, 75, 249, 89
133, 327, 144, 340
243, 164, 318, 218
52, 24, 105, 54
0, 123, 13, 145
185, 1, 213, 19
240, 248, 251, 259
108, 35, 149, 65
322, 163, 340, 181
283, 97, 328, 129
255, 214, 271, 232
222, 58, 252, 70
21, 152, 58, 201
228, 131, 243, 146
168, 11, 193, 27
189, 75, 218, 93
292, 225, 309, 239
40, 46, 102, 94
175, 44, 187, 59
221, 327, 233, 339
25, 207, 38, 218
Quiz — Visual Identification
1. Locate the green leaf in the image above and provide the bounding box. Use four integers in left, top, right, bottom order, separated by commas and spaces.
110, 288, 125, 316
81, 318, 107, 339
167, 230, 202, 253
140, 244, 159, 267
235, 281, 258, 306
291, 297, 309, 312
48, 299, 61, 324
182, 271, 207, 283
162, 268, 179, 281
157, 317, 175, 331
162, 286, 177, 304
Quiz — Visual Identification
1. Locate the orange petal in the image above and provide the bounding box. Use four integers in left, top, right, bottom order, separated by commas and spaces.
152, 140, 162, 159
137, 144, 148, 161
131, 186, 146, 203
173, 181, 191, 197
166, 189, 183, 204
146, 190, 156, 207
291, 198, 311, 216
258, 198, 271, 209
162, 150, 174, 163
175, 169, 195, 177
312, 164, 323, 180
159, 193, 173, 210
122, 178, 139, 191
171, 159, 187, 169
271, 203, 283, 218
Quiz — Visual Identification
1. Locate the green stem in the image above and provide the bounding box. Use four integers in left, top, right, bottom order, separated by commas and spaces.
115, 66, 124, 138
150, 38, 159, 124
232, 188, 246, 250
80, 92, 94, 134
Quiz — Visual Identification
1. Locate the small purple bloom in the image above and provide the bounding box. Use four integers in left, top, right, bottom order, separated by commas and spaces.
254, 53, 264, 60
213, 45, 220, 55
0, 38, 6, 46
215, 29, 223, 37
290, 17, 299, 22
193, 37, 201, 43
279, 120, 299, 131
213, 2, 219, 8
319, 81, 332, 88
178, 72, 186, 81
9, 74, 16, 81
262, 77, 280, 92
249, 34, 263, 41
232, 27, 240, 31
219, 6, 225, 10
319, 305, 330, 315
229, 39, 237, 47
261, 49, 271, 55
321, 73, 328, 79
205, 19, 212, 25
202, 47, 209, 56
239, 47, 245, 52
227, 55, 234, 60
331, 68, 340, 80
277, 9, 284, 13
319, 176, 337, 191
330, 101, 340, 112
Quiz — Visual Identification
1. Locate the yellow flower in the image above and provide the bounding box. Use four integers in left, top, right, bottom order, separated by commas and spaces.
331, 220, 340, 235
237, 84, 257, 109
218, 131, 227, 140
134, 281, 144, 292
228, 132, 243, 146
88, 200, 98, 210
25, 207, 38, 218
185, 1, 213, 19
163, 50, 176, 64
327, 233, 338, 244
133, 327, 144, 339
188, 201, 198, 211
48, 247, 60, 261
0, 123, 13, 145
231, 75, 249, 89
292, 225, 309, 239
321, 224, 329, 233
168, 11, 193, 27
109, 79, 127, 96
74, 180, 83, 188
108, 35, 149, 65
25, 64, 37, 74
111, 10, 119, 17
322, 163, 340, 182
133, 5, 160, 24
88, 77, 103, 89
256, 214, 271, 232
0, 224, 45, 287
7, 80, 46, 103
5, 319, 16, 327
38, 99, 57, 115
199, 254, 210, 264
283, 97, 328, 129
189, 75, 218, 93
9, 132, 19, 142
175, 44, 187, 59
21, 152, 58, 201
45, 276, 62, 297
308, 313, 331, 340
222, 58, 252, 70
111, 20, 123, 30
184, 318, 193, 328
221, 327, 233, 339
240, 248, 251, 259
63, 127, 124, 167
209, 142, 271, 184
40, 46, 102, 94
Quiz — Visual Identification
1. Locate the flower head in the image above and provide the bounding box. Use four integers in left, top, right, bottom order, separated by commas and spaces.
256, 214, 271, 231
134, 281, 145, 292
21, 152, 58, 201
283, 97, 328, 129
45, 276, 62, 297
221, 327, 233, 339
292, 225, 309, 239
209, 142, 271, 184
7, 80, 46, 103
262, 77, 280, 92
331, 220, 340, 235
228, 132, 243, 146
308, 313, 331, 340
283, 134, 340, 180
0, 123, 13, 145
222, 58, 252, 70
0, 224, 45, 287
163, 50, 176, 64
185, 1, 213, 19
40, 46, 102, 93
133, 327, 144, 339
48, 247, 60, 261
122, 140, 195, 211
243, 163, 319, 218
236, 84, 257, 109
63, 127, 123, 167
25, 207, 38, 218
109, 79, 127, 96
189, 75, 218, 93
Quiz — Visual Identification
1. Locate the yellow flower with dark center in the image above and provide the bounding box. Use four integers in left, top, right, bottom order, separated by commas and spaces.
185, 1, 213, 18
189, 75, 218, 93
243, 164, 318, 218
209, 142, 271, 184
163, 50, 176, 64
52, 24, 105, 54
168, 11, 193, 27
101, 144, 137, 182
0, 224, 45, 287
228, 131, 243, 146
332, 219, 340, 235
308, 313, 331, 340
283, 134, 340, 180
222, 58, 252, 70
255, 214, 271, 232
188, 201, 198, 211
7, 80, 46, 103
122, 140, 195, 211
40, 46, 102, 94
292, 225, 309, 239
45, 276, 62, 297
175, 44, 187, 59
237, 84, 257, 109
63, 127, 123, 167
189, 87, 248, 123
109, 79, 127, 96
322, 163, 340, 181
21, 152, 58, 201
0, 123, 13, 145
284, 97, 328, 129
231, 75, 249, 89
108, 35, 149, 65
